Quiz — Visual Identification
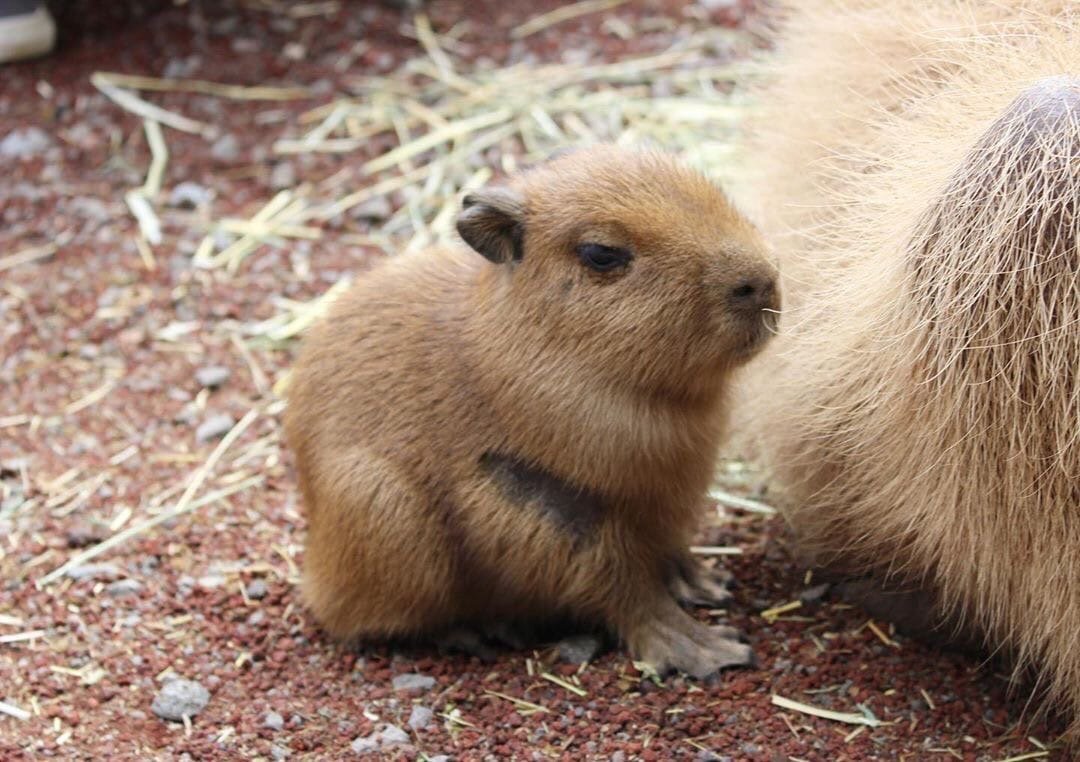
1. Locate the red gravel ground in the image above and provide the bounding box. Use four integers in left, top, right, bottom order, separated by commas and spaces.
0, 1, 1069, 759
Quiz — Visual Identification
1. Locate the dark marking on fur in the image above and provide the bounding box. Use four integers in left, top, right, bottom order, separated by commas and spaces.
479, 452, 604, 538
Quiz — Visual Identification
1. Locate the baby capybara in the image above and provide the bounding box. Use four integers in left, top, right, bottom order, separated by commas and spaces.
285, 146, 779, 676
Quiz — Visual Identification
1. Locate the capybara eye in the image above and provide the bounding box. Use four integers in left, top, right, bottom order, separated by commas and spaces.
576, 243, 631, 272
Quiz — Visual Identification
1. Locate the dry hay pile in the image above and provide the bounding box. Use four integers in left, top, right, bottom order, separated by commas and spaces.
736, 0, 1080, 739
189, 15, 756, 354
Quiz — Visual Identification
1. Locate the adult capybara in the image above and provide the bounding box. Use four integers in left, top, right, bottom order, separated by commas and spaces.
735, 0, 1079, 738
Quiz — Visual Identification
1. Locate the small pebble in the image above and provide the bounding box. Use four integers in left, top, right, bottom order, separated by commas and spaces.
392, 673, 435, 693
105, 579, 143, 597
168, 181, 212, 209
162, 55, 201, 78
557, 634, 603, 664
66, 522, 104, 548
0, 127, 52, 158
269, 161, 297, 190
151, 679, 210, 721
195, 365, 231, 389
350, 735, 379, 754
69, 196, 111, 223
263, 711, 284, 731
269, 745, 290, 760
65, 563, 122, 581
407, 704, 433, 731
195, 414, 235, 443
349, 725, 411, 752
380, 724, 409, 746
246, 578, 269, 600
798, 583, 831, 604
210, 133, 241, 162
350, 196, 393, 222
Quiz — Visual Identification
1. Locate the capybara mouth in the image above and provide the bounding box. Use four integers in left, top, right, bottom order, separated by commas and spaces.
736, 309, 780, 357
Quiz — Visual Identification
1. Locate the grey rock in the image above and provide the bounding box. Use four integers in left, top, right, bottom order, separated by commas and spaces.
350, 195, 392, 222
557, 634, 603, 664
264, 711, 284, 731
69, 196, 111, 223
372, 51, 394, 71
105, 578, 143, 597
351, 724, 411, 753
380, 724, 409, 745
195, 414, 235, 443
210, 133, 240, 162
212, 229, 235, 249
168, 182, 212, 209
0, 127, 52, 158
407, 704, 433, 730
245, 578, 269, 600
392, 673, 435, 693
231, 37, 258, 54
162, 55, 201, 79
151, 678, 210, 721
698, 0, 738, 10
212, 16, 240, 35
270, 17, 298, 34
428, 757, 450, 762
270, 744, 290, 760
798, 583, 831, 604
269, 161, 297, 190
195, 365, 231, 389
65, 563, 122, 581
351, 735, 379, 754
174, 403, 199, 426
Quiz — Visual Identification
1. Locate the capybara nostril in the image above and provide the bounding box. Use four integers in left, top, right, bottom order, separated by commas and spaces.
729, 276, 776, 311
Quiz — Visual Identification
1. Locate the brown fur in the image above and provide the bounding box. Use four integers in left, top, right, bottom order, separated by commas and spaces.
735, 0, 1080, 736
284, 146, 779, 676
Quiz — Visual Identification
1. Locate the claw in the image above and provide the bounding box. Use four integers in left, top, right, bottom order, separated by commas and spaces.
670, 554, 735, 608
628, 598, 752, 678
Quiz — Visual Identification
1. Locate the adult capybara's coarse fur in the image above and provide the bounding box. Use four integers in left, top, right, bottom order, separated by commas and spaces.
284, 146, 780, 677
736, 0, 1079, 736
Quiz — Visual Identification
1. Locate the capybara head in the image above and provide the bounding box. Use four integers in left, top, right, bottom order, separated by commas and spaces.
456, 146, 779, 396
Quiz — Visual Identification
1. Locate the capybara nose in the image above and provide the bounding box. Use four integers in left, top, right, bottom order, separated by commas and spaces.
729, 276, 777, 312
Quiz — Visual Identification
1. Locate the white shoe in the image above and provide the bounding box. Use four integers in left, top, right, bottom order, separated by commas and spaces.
0, 2, 56, 64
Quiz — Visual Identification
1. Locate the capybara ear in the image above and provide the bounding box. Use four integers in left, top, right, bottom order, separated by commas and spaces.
457, 187, 526, 264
